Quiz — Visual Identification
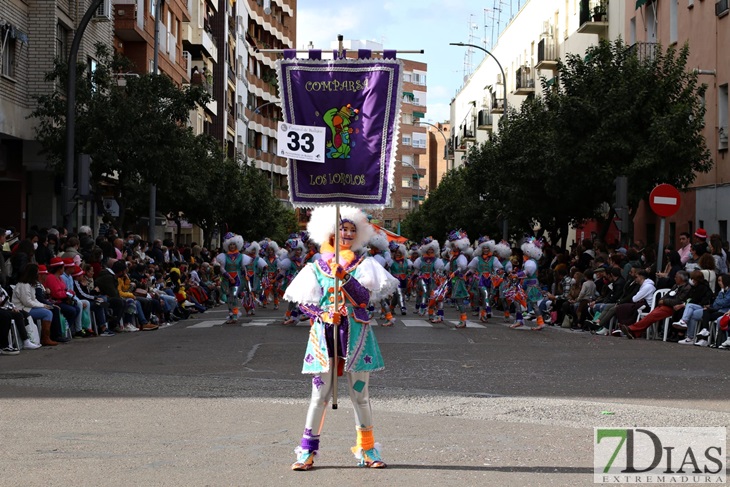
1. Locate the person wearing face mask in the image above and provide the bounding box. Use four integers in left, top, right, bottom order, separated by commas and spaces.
671, 270, 714, 344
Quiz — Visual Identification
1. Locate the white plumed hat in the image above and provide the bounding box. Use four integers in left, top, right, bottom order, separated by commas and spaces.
306, 205, 374, 252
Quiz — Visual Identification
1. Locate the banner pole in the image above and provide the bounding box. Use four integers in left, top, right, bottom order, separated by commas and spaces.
330, 34, 345, 411
332, 204, 341, 410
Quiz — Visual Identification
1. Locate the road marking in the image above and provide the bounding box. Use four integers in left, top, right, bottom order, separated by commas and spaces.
447, 320, 484, 329
188, 320, 221, 328
401, 319, 433, 327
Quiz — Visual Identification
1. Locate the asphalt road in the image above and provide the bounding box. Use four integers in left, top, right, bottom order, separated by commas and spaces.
1, 302, 729, 486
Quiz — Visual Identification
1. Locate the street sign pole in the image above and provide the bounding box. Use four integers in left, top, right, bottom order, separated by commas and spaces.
649, 184, 682, 274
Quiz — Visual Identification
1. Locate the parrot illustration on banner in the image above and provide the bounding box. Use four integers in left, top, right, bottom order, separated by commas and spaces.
323, 104, 359, 159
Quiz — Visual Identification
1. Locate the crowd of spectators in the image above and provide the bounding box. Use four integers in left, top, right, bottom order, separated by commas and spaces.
534, 228, 730, 348
0, 224, 224, 355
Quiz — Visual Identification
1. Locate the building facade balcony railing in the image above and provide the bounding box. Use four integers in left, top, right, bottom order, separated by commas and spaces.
114, 3, 146, 42
536, 37, 559, 71
514, 66, 535, 95
578, 0, 608, 35
477, 109, 493, 130
191, 72, 213, 96
491, 93, 505, 113
627, 41, 659, 64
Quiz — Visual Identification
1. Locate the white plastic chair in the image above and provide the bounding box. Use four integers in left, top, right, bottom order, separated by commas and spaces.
635, 288, 670, 340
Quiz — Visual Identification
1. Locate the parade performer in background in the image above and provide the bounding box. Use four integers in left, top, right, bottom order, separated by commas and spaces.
468, 236, 500, 323
242, 241, 266, 316
367, 230, 395, 326
260, 240, 282, 310
216, 233, 246, 324
407, 244, 420, 311
282, 238, 306, 325
388, 241, 411, 317
492, 240, 514, 322
413, 237, 444, 321
284, 206, 398, 471
444, 230, 471, 328
515, 237, 546, 330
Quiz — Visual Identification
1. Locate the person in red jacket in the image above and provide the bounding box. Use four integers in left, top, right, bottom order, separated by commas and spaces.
45, 257, 79, 332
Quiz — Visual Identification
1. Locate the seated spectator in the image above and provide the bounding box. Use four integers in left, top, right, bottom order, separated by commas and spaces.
45, 257, 80, 334
694, 273, 730, 346
698, 252, 717, 293
619, 270, 690, 339
612, 269, 656, 334
2, 281, 40, 351
710, 234, 728, 275
114, 261, 158, 331
655, 250, 683, 289
586, 267, 625, 333
672, 270, 715, 344
9, 238, 36, 285
60, 236, 82, 267
94, 260, 126, 332
73, 265, 114, 336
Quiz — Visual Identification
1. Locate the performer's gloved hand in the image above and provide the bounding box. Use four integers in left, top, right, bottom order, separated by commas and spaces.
516, 271, 526, 279
328, 260, 348, 281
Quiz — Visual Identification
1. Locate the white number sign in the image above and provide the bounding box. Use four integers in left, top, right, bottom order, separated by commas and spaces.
277, 122, 326, 163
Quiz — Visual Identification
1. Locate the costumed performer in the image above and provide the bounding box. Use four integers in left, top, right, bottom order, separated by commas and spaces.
284, 205, 399, 471
216, 233, 246, 324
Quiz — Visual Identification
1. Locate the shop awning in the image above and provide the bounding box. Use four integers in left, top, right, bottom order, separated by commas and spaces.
412, 111, 425, 118
635, 0, 647, 9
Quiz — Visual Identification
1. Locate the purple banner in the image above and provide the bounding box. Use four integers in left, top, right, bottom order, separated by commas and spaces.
277, 58, 403, 208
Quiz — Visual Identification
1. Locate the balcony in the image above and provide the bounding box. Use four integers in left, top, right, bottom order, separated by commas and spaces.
191, 72, 213, 94
477, 110, 493, 131
578, 0, 608, 36
491, 94, 505, 114
183, 22, 218, 59
627, 42, 659, 64
514, 66, 535, 95
536, 37, 558, 71
114, 2, 146, 42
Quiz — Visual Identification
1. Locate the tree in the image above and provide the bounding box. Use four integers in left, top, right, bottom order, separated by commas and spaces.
463, 38, 711, 248
31, 43, 212, 230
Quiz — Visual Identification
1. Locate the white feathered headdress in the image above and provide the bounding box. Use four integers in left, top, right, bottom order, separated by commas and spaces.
307, 205, 374, 252
223, 232, 244, 252
369, 229, 389, 252
418, 236, 440, 257
521, 237, 543, 260
493, 240, 512, 259
245, 241, 260, 256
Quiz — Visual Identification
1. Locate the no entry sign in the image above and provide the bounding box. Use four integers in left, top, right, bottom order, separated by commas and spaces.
649, 184, 681, 218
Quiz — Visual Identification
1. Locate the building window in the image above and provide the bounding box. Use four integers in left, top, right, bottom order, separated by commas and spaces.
412, 132, 427, 149
401, 176, 412, 188
1, 38, 16, 78
384, 219, 392, 229
401, 198, 411, 210
401, 113, 413, 125
56, 23, 69, 62
403, 72, 412, 82
412, 72, 426, 85
402, 135, 411, 146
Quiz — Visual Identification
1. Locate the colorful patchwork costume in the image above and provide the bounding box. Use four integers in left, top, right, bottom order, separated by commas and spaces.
284, 206, 398, 471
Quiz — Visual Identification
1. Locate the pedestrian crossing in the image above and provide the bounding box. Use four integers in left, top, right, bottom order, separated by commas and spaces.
187, 318, 490, 329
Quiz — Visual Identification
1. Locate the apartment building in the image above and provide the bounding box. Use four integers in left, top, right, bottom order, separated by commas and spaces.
0, 0, 114, 234
628, 0, 730, 245
239, 0, 295, 202
450, 0, 611, 170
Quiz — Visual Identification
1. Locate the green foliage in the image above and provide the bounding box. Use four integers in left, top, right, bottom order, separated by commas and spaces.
454, 38, 711, 248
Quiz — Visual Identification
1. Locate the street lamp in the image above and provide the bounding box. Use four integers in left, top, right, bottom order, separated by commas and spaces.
449, 42, 508, 119
245, 99, 281, 194
449, 42, 509, 241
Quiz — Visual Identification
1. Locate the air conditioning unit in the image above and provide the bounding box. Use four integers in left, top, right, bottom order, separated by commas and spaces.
717, 0, 729, 17
94, 0, 112, 20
